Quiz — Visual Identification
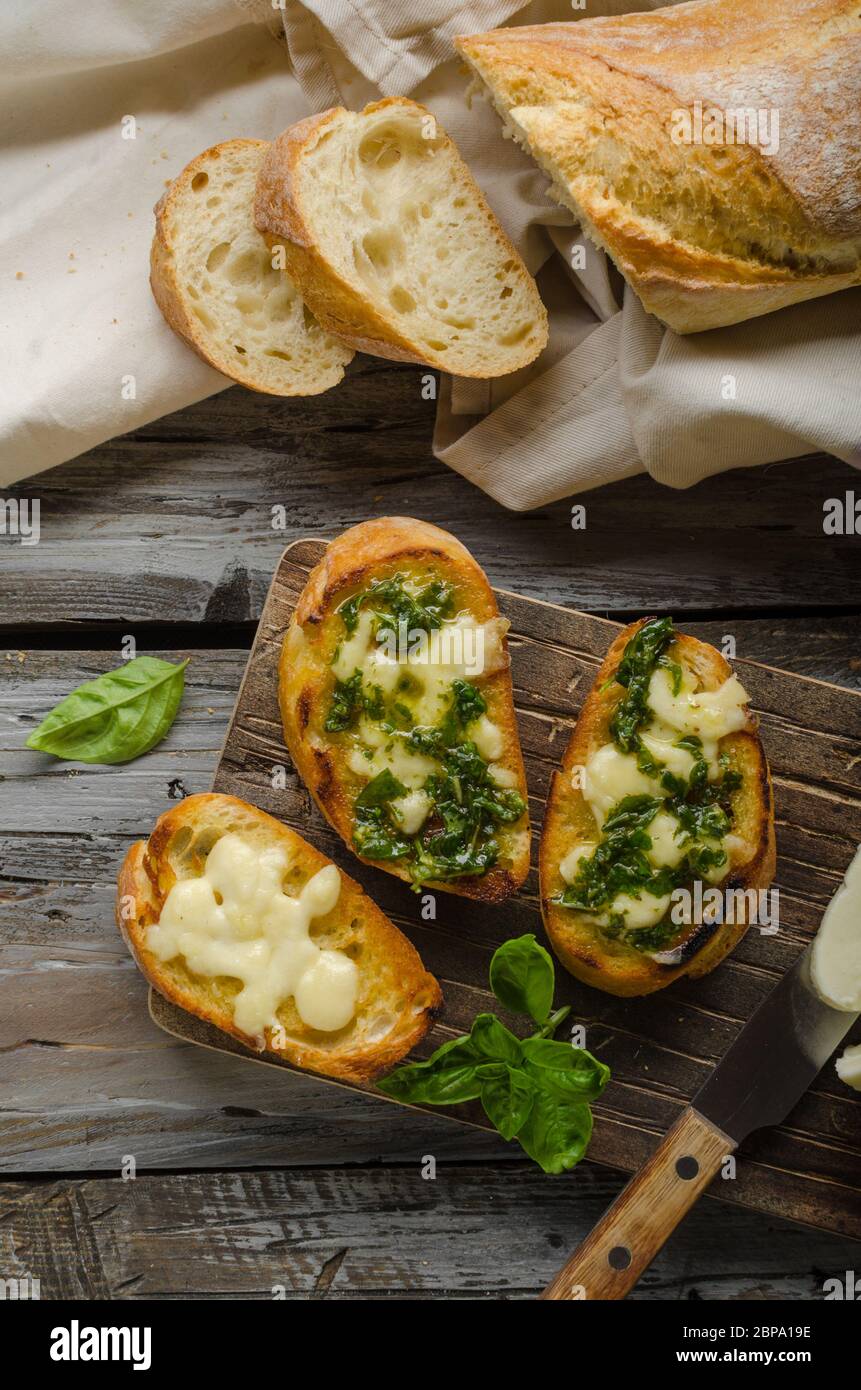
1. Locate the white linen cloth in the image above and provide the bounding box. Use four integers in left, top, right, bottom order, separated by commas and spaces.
1, 0, 858, 508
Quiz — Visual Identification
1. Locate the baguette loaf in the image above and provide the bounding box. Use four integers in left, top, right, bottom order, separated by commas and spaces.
457, 0, 861, 333
151, 140, 353, 395
117, 793, 442, 1082
254, 98, 548, 376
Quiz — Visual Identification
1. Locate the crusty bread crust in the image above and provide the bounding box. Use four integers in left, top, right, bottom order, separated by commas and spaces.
457, 0, 861, 333
150, 139, 351, 396
117, 793, 442, 1082
279, 518, 531, 902
539, 621, 776, 996
254, 98, 548, 375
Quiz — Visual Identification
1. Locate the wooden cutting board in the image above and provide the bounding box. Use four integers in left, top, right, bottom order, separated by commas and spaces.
150, 539, 861, 1237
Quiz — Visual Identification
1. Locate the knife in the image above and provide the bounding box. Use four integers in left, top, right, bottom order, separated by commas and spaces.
541, 942, 858, 1300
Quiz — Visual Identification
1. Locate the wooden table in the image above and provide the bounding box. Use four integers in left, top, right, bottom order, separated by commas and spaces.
1, 359, 859, 1300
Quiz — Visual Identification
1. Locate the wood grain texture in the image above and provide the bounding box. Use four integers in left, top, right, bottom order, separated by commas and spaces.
542, 1108, 736, 1299
152, 540, 861, 1238
0, 365, 858, 627
1, 1164, 857, 1301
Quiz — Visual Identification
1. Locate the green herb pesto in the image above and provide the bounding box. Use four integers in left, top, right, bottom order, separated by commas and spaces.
338, 575, 454, 639
561, 618, 744, 953
326, 579, 526, 887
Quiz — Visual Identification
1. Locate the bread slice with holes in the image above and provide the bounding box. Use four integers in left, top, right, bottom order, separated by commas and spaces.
117, 793, 442, 1083
539, 620, 776, 997
254, 99, 548, 376
151, 140, 353, 396
280, 518, 531, 902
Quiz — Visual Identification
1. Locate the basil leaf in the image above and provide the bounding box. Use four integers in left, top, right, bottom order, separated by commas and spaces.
356, 768, 407, 807
516, 1082, 594, 1175
469, 1013, 522, 1064
25, 656, 188, 765
489, 934, 555, 1024
450, 678, 487, 727
522, 1044, 610, 1102
377, 1036, 482, 1105
480, 1065, 535, 1141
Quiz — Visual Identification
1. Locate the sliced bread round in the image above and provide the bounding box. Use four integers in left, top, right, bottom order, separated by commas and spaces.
151, 139, 353, 396
254, 99, 548, 378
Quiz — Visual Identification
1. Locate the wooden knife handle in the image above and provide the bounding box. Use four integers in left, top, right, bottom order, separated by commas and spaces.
542, 1107, 736, 1301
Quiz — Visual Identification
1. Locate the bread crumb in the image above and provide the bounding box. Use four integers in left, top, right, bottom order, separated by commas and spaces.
15, 271, 24, 279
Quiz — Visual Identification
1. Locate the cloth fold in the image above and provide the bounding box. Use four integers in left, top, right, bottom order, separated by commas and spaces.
1, 0, 858, 505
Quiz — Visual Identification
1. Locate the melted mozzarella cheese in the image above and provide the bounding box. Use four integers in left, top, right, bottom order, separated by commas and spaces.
647, 668, 749, 740
332, 610, 375, 681
639, 726, 697, 782
647, 810, 685, 868
560, 843, 594, 884
472, 713, 504, 761
406, 615, 506, 727
609, 891, 671, 931
582, 744, 659, 825
347, 736, 440, 789
333, 603, 509, 793
390, 788, 432, 835
147, 834, 358, 1039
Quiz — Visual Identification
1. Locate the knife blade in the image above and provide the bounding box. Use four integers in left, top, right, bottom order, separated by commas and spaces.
693, 942, 858, 1143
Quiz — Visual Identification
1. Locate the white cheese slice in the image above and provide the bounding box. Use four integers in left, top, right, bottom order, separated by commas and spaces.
836, 1043, 861, 1091
810, 846, 861, 1012
148, 833, 357, 1038
647, 667, 750, 741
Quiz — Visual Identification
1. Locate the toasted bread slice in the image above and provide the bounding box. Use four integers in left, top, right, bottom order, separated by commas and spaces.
280, 518, 530, 902
254, 98, 548, 377
151, 140, 353, 396
117, 793, 441, 1082
540, 620, 776, 996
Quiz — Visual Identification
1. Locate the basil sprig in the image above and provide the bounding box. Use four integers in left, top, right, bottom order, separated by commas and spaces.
378, 934, 610, 1173
25, 656, 188, 764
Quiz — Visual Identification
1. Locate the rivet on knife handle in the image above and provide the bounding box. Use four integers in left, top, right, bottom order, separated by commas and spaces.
541, 1107, 736, 1301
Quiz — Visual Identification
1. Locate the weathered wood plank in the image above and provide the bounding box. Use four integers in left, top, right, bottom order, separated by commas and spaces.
1, 365, 858, 626
195, 545, 861, 1237
1, 1166, 858, 1300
